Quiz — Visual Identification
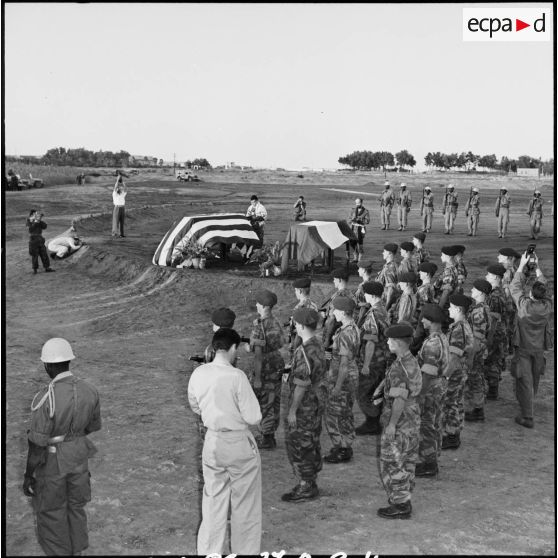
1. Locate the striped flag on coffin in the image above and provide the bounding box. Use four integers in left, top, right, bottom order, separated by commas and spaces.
152, 213, 261, 267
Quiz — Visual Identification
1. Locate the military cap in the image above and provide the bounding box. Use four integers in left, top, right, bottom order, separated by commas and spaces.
255, 289, 277, 307
385, 323, 414, 339
534, 190, 541, 195
332, 296, 356, 313
292, 277, 311, 289
399, 271, 418, 284
500, 186, 508, 191
486, 263, 506, 278
211, 307, 236, 328
418, 262, 438, 275
400, 182, 407, 188
384, 181, 390, 187
449, 294, 472, 311
400, 241, 415, 252
499, 247, 520, 259
293, 307, 319, 328
332, 268, 350, 281
363, 281, 384, 296
421, 303, 445, 323
448, 183, 455, 189
472, 187, 479, 193
424, 185, 432, 190
473, 279, 492, 295
357, 259, 374, 270
413, 232, 426, 242
441, 245, 459, 257
383, 243, 398, 254
453, 245, 466, 254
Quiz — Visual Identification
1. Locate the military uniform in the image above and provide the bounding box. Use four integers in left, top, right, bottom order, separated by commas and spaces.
397, 257, 417, 277
434, 263, 458, 317
289, 297, 318, 353
527, 196, 544, 239
347, 205, 370, 259
495, 191, 511, 238
420, 190, 434, 232
484, 286, 508, 395
443, 189, 459, 234
324, 322, 361, 452
376, 261, 398, 311
28, 372, 101, 556
322, 288, 353, 351
380, 351, 422, 505
285, 336, 327, 484
250, 315, 286, 437
379, 188, 395, 229
414, 246, 430, 266
389, 292, 417, 326
455, 260, 467, 294
502, 263, 518, 354
397, 188, 412, 231
465, 191, 480, 236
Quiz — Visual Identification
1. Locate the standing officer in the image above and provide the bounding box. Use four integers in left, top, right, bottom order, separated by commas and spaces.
453, 245, 468, 294
282, 308, 327, 502
26, 209, 55, 274
379, 182, 395, 230
249, 289, 286, 449
376, 243, 399, 312
442, 184, 458, 235
389, 272, 418, 326
397, 183, 412, 231
23, 338, 101, 556
415, 304, 449, 478
420, 186, 434, 233
465, 187, 480, 236
287, 277, 318, 354
347, 198, 370, 263
398, 242, 417, 276
495, 186, 511, 238
435, 246, 459, 314
376, 322, 422, 520
527, 190, 544, 240
410, 262, 438, 355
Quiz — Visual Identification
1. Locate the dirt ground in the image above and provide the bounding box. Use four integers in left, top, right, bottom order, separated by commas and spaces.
4, 170, 555, 555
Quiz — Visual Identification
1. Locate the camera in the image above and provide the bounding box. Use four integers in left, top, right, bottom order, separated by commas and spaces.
525, 244, 537, 271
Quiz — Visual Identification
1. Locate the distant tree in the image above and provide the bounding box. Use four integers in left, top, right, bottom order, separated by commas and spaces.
499, 156, 517, 173
158, 159, 164, 166
424, 152, 433, 168
478, 154, 497, 169
517, 155, 539, 169
192, 158, 211, 169
395, 149, 416, 169
542, 158, 554, 176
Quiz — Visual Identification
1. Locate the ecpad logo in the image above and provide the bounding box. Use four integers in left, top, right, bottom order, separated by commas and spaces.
463, 8, 551, 41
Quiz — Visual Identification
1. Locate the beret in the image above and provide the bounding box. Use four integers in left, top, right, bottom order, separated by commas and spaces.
385, 323, 414, 339
473, 279, 492, 295
357, 259, 374, 270
441, 245, 459, 257
418, 262, 438, 275
292, 277, 311, 289
293, 307, 319, 328
399, 271, 418, 284
332, 268, 350, 281
332, 296, 356, 313
449, 294, 472, 311
453, 245, 466, 254
255, 289, 277, 307
499, 247, 520, 258
211, 307, 236, 328
486, 264, 506, 278
383, 243, 398, 254
421, 303, 445, 323
400, 241, 415, 252
363, 281, 384, 296
413, 232, 426, 242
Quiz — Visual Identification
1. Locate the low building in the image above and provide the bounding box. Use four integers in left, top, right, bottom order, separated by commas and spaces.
516, 167, 540, 177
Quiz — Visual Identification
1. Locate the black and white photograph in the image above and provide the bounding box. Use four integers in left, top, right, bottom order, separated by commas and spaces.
3, 3, 555, 556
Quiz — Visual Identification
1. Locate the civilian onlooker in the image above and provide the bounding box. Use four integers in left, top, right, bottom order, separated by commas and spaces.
112, 172, 127, 237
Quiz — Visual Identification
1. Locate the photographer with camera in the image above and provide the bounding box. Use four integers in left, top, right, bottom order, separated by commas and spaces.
509, 249, 552, 429
26, 209, 55, 274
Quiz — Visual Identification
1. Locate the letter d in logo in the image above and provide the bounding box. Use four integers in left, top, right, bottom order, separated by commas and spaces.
534, 13, 546, 32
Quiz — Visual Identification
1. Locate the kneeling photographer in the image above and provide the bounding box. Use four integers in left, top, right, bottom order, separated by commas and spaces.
509, 248, 552, 429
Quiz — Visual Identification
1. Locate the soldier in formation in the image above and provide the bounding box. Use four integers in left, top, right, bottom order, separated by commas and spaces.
465, 187, 480, 236
495, 186, 511, 238
412, 232, 430, 267
442, 184, 458, 235
389, 272, 417, 326
498, 247, 520, 354
527, 190, 544, 240
420, 186, 434, 233
379, 182, 395, 230
353, 260, 375, 328
287, 277, 318, 355
454, 245, 467, 294
377, 243, 399, 312
398, 241, 417, 276
435, 245, 459, 316
397, 183, 412, 231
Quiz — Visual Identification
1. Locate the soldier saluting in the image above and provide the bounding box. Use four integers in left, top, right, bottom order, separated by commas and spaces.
379, 182, 394, 230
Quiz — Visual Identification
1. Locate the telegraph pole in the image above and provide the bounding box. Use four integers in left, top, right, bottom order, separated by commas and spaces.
173, 153, 176, 175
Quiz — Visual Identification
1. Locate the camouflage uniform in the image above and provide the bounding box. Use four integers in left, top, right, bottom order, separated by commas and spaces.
443, 191, 459, 233
285, 337, 327, 483
410, 283, 436, 355
380, 351, 422, 504
465, 192, 480, 236
289, 297, 319, 354
376, 261, 398, 311
527, 197, 544, 240
495, 192, 511, 237
379, 189, 395, 229
455, 260, 468, 294
442, 320, 475, 436
414, 247, 430, 266
389, 291, 417, 326
250, 315, 286, 436
352, 282, 371, 328
322, 288, 353, 351
358, 302, 391, 420
417, 331, 449, 465
397, 189, 412, 230
397, 257, 417, 277
434, 264, 458, 310
420, 191, 434, 232
502, 265, 518, 354
465, 301, 491, 412
484, 286, 507, 390
324, 322, 361, 450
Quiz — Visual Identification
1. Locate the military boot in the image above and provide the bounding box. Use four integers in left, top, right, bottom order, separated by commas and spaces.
281, 481, 319, 502
415, 461, 438, 477
377, 500, 412, 519
465, 407, 485, 422
258, 434, 276, 450
486, 384, 498, 400
355, 416, 381, 436
324, 446, 353, 464
441, 433, 461, 450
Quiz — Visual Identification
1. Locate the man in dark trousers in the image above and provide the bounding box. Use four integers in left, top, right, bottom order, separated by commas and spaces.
23, 338, 101, 556
26, 209, 55, 274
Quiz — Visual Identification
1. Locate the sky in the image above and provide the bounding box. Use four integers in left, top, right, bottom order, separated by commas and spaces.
4, 3, 554, 170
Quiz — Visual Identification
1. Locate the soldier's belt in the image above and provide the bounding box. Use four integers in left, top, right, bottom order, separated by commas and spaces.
48, 435, 66, 444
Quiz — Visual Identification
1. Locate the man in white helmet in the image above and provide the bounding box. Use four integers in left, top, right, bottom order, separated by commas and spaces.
527, 190, 544, 240
23, 338, 101, 556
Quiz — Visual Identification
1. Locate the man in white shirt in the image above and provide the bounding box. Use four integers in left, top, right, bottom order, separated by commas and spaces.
112, 173, 127, 237
188, 328, 262, 555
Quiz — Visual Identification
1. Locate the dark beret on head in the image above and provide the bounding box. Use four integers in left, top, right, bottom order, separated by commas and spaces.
255, 289, 277, 307
399, 271, 418, 284
453, 245, 466, 254
211, 307, 236, 328
441, 245, 459, 257
400, 241, 415, 252
363, 281, 384, 296
473, 279, 492, 295
499, 247, 520, 259
413, 232, 426, 242
383, 243, 398, 254
418, 262, 438, 275
332, 296, 355, 313
449, 294, 472, 311
421, 303, 445, 323
332, 268, 350, 281
357, 260, 374, 270
486, 264, 506, 278
386, 323, 414, 339
292, 277, 311, 289
293, 307, 319, 328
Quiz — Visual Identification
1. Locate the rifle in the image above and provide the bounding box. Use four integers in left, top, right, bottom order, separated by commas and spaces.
465, 186, 473, 217
442, 186, 449, 215
420, 186, 426, 216
495, 190, 503, 217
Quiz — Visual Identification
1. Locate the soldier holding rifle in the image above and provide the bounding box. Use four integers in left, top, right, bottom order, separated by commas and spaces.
527, 190, 544, 240
396, 183, 412, 231
379, 182, 395, 230
442, 184, 458, 235
465, 187, 480, 236
495, 186, 511, 238
420, 186, 434, 233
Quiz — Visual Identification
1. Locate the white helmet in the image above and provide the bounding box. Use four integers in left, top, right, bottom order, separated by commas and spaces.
40, 338, 75, 363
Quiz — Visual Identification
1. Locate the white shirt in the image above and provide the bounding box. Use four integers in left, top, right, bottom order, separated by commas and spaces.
246, 202, 267, 221
113, 190, 127, 207
188, 357, 261, 431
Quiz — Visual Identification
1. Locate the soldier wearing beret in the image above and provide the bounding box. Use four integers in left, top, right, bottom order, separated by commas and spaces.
398, 242, 417, 277
465, 187, 480, 236
415, 304, 449, 478
464, 279, 492, 422
323, 296, 361, 463
434, 246, 459, 315
379, 182, 395, 230
353, 260, 374, 327
495, 186, 511, 238
412, 232, 430, 267
389, 272, 417, 326
376, 322, 422, 519
483, 264, 508, 400
282, 308, 327, 502
397, 183, 412, 231
249, 289, 286, 449
498, 248, 520, 354
320, 269, 353, 358
420, 186, 434, 233
453, 245, 468, 294
287, 278, 318, 354
376, 244, 399, 313
356, 281, 391, 436
410, 262, 438, 355
527, 190, 544, 240
441, 295, 475, 450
